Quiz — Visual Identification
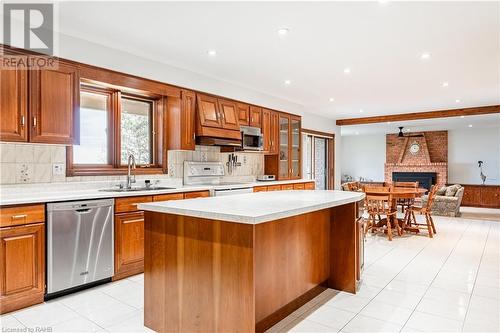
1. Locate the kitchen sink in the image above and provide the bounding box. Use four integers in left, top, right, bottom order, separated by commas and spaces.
99, 186, 176, 192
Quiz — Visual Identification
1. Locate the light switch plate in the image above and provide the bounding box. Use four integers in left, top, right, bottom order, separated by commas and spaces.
52, 163, 65, 176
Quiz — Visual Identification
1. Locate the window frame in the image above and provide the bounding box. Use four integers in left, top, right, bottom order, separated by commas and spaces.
66, 85, 165, 176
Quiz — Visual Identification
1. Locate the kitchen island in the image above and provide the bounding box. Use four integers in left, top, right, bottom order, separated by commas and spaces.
138, 190, 364, 333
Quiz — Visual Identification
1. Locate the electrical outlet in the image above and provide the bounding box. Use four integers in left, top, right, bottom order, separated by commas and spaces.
52, 163, 64, 176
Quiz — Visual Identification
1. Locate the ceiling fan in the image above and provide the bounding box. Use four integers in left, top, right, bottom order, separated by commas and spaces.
397, 126, 424, 138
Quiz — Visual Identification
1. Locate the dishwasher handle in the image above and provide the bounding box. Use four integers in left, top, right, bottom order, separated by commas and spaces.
75, 208, 93, 214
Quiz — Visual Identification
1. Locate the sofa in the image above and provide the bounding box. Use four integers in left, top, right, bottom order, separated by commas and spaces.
422, 184, 464, 217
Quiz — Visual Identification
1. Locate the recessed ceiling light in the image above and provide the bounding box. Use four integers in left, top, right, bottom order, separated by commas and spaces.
207, 50, 217, 56
277, 28, 289, 35
441, 82, 449, 87
455, 99, 461, 103
329, 97, 335, 102
344, 68, 351, 74
284, 80, 291, 86
460, 116, 465, 119
468, 124, 473, 128
420, 52, 431, 60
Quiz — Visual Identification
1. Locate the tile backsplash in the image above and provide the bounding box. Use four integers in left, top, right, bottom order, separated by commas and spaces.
0, 143, 264, 185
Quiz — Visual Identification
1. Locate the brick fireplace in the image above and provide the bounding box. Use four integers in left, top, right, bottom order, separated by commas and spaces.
385, 130, 448, 186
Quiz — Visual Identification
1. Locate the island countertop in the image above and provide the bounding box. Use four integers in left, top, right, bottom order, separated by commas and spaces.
138, 190, 364, 224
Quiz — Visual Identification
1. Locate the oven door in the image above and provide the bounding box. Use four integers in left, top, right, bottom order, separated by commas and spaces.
242, 133, 263, 151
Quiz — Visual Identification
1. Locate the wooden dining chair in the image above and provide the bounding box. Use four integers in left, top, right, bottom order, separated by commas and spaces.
405, 185, 438, 238
394, 181, 418, 213
364, 193, 399, 241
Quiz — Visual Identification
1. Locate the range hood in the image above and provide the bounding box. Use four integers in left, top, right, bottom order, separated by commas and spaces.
196, 136, 242, 147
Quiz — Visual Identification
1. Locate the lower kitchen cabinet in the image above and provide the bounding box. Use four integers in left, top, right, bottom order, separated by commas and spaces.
114, 211, 145, 280
0, 223, 45, 314
253, 181, 315, 192
184, 190, 210, 199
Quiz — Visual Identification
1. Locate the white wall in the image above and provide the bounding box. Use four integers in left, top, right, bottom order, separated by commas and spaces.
340, 134, 386, 182
448, 127, 500, 185
340, 127, 500, 185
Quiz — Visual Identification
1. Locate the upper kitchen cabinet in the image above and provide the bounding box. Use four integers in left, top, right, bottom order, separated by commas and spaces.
197, 94, 221, 128
290, 115, 301, 178
0, 64, 28, 142
218, 99, 240, 130
262, 109, 279, 154
265, 113, 301, 180
237, 103, 250, 126
181, 90, 196, 150
196, 94, 241, 141
29, 61, 80, 144
262, 109, 271, 151
167, 90, 196, 151
249, 105, 262, 127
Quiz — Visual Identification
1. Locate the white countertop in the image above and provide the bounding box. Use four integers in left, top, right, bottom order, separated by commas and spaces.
0, 178, 314, 206
138, 190, 364, 224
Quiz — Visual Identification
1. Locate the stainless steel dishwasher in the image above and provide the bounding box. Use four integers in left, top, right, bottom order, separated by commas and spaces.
47, 199, 114, 296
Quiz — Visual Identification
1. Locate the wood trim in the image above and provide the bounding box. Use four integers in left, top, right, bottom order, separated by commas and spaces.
302, 128, 335, 139
328, 137, 335, 190
336, 105, 500, 126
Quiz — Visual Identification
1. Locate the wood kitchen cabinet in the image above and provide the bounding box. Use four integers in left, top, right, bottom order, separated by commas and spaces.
113, 192, 187, 280
218, 99, 240, 130
181, 90, 196, 150
237, 103, 250, 126
249, 106, 262, 127
0, 64, 28, 142
114, 211, 145, 280
197, 94, 221, 128
167, 90, 196, 151
264, 113, 301, 179
262, 109, 279, 154
197, 93, 241, 131
184, 190, 210, 199
0, 222, 45, 314
270, 111, 279, 154
29, 61, 80, 144
262, 109, 271, 152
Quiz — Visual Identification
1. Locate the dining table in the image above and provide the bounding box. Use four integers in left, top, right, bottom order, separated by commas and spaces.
364, 186, 428, 233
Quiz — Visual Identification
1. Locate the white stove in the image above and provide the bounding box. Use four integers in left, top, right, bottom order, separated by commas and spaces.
183, 161, 254, 196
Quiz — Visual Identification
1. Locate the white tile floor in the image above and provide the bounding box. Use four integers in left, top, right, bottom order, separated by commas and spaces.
1, 213, 499, 333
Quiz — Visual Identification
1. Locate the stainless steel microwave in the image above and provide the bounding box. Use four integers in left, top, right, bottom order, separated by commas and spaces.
241, 126, 263, 151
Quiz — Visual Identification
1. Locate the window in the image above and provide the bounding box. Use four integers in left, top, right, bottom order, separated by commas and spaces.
68, 85, 164, 176
120, 97, 153, 165
73, 91, 110, 165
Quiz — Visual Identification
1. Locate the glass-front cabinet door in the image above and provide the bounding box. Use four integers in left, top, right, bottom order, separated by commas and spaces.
279, 115, 290, 179
290, 116, 301, 179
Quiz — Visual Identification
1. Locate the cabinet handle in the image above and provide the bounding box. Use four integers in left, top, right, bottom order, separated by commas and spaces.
11, 214, 27, 220
123, 219, 144, 224
21, 116, 25, 127
193, 133, 196, 140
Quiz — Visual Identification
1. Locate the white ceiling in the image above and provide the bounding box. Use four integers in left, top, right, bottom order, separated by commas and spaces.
57, 1, 500, 120
340, 113, 500, 136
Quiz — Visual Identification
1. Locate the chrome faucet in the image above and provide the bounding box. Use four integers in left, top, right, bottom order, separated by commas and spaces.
126, 154, 136, 189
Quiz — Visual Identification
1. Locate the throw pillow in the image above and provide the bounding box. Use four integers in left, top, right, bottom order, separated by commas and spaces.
436, 187, 447, 196
445, 184, 461, 197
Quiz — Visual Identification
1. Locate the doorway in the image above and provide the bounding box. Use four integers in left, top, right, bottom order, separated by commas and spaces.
302, 130, 334, 190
